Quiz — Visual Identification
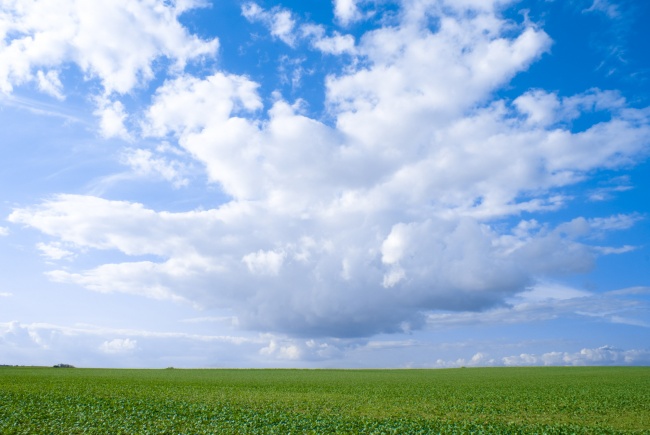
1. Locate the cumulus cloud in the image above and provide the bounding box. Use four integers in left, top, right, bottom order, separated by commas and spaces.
0, 0, 218, 96
7, 194, 640, 338
142, 72, 262, 138
95, 97, 131, 140
333, 0, 361, 25
99, 338, 138, 354
7, 0, 650, 340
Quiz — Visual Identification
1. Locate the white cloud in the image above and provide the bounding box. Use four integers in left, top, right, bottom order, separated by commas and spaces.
46, 259, 208, 303
314, 32, 356, 55
243, 4, 356, 55
121, 148, 189, 188
593, 245, 637, 255
0, 322, 256, 345
240, 2, 264, 20
333, 0, 361, 25
0, 0, 219, 146
0, 0, 218, 95
435, 352, 498, 368
242, 3, 297, 47
142, 72, 262, 137
589, 214, 641, 231
583, 0, 620, 18
589, 185, 633, 201
382, 267, 405, 288
95, 97, 131, 140
512, 282, 592, 304
37, 242, 75, 261
302, 25, 356, 55
242, 249, 285, 276
270, 10, 296, 46
99, 338, 138, 354
513, 88, 625, 128
260, 338, 302, 360
35, 70, 64, 100
0, 292, 12, 297
0, 226, 8, 236
259, 335, 348, 362
609, 316, 650, 328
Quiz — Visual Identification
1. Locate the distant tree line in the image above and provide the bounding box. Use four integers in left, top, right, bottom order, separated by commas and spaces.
1, 363, 76, 368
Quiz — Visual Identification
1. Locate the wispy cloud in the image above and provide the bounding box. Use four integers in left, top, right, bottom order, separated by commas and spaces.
0, 94, 84, 123
588, 175, 633, 201
426, 282, 649, 331
37, 242, 75, 261
242, 3, 297, 47
583, 0, 620, 18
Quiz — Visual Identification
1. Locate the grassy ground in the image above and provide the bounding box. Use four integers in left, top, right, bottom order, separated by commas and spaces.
1, 366, 648, 434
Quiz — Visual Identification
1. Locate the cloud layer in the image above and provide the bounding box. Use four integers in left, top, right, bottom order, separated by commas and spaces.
5, 0, 650, 341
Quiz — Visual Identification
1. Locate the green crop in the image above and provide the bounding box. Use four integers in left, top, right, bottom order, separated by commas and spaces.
1, 366, 648, 434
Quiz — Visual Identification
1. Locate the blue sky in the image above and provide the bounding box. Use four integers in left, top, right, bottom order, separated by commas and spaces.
0, 0, 648, 368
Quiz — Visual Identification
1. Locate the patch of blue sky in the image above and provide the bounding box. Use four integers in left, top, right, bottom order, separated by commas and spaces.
503, 0, 650, 105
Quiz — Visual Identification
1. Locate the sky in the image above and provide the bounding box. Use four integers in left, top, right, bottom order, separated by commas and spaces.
0, 0, 649, 369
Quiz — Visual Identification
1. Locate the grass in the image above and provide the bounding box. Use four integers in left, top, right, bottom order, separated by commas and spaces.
1, 366, 649, 434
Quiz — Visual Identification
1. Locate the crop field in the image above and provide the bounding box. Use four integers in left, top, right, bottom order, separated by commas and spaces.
1, 366, 649, 434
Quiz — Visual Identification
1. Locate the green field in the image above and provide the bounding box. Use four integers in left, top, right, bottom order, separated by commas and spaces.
1, 366, 648, 434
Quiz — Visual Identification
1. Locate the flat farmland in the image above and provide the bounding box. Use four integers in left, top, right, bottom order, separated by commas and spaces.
1, 366, 648, 434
